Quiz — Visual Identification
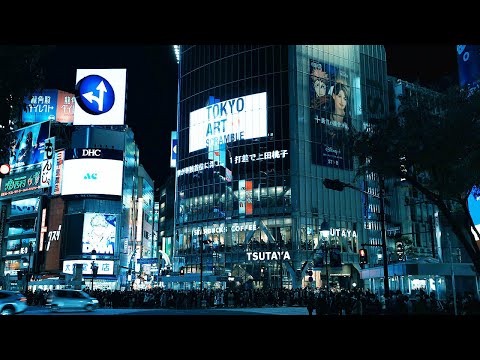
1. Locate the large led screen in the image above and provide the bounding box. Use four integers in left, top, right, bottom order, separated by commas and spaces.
468, 185, 480, 241
8, 121, 50, 170
61, 158, 123, 196
189, 92, 267, 153
22, 89, 75, 124
73, 68, 127, 126
309, 59, 353, 169
82, 213, 116, 255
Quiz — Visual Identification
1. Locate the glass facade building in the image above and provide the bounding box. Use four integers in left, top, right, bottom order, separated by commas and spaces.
173, 45, 390, 290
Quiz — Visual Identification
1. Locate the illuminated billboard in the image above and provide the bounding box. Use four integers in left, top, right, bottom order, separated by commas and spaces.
22, 89, 75, 124
468, 186, 480, 241
0, 167, 41, 198
73, 69, 127, 126
63, 259, 114, 275
8, 121, 50, 170
40, 137, 55, 189
10, 197, 40, 216
189, 92, 267, 152
309, 59, 353, 169
82, 213, 116, 255
61, 148, 123, 197
52, 149, 64, 196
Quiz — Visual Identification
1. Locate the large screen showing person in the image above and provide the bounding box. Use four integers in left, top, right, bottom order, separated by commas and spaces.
8, 121, 50, 170
309, 59, 353, 169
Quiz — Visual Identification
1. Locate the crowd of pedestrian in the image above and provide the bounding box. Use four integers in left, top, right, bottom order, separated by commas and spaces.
23, 286, 480, 315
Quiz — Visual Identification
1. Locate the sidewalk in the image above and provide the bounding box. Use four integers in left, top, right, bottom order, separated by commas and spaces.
218, 306, 309, 315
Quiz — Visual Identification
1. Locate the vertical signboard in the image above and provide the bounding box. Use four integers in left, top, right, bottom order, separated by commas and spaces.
44, 197, 64, 271
239, 179, 246, 216
245, 180, 253, 215
40, 137, 55, 188
52, 149, 64, 196
170, 131, 177, 168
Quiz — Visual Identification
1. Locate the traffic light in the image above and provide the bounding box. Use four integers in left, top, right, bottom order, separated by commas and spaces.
307, 269, 313, 282
322, 178, 346, 191
359, 248, 368, 265
180, 266, 185, 276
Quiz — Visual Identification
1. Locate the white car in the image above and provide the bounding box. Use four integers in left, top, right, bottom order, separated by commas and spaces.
46, 289, 99, 312
0, 290, 29, 315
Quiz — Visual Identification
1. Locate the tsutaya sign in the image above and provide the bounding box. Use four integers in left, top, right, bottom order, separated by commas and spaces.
246, 251, 291, 261
329, 228, 358, 238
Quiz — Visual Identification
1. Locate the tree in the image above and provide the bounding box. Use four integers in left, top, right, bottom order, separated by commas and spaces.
349, 85, 480, 273
0, 46, 51, 162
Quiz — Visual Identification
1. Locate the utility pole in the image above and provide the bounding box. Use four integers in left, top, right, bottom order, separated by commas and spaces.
447, 232, 458, 315
379, 176, 390, 296
323, 177, 390, 296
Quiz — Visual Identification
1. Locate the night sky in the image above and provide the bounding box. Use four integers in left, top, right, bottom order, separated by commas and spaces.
44, 44, 459, 187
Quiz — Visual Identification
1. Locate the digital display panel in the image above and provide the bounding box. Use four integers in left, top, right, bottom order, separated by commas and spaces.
61, 157, 123, 196
82, 213, 116, 256
8, 121, 50, 170
309, 59, 353, 169
189, 92, 267, 153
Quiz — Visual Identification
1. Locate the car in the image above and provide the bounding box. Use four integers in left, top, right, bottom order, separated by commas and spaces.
0, 290, 29, 315
46, 289, 99, 312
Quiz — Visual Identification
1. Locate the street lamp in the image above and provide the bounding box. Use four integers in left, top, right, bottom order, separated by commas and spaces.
90, 250, 98, 291
320, 219, 330, 295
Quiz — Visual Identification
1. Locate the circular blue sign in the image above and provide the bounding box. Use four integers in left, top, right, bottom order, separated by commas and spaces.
76, 74, 115, 115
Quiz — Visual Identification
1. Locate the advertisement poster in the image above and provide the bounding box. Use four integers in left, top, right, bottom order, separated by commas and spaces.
468, 185, 480, 240
82, 213, 116, 255
22, 89, 75, 124
309, 59, 353, 169
8, 121, 50, 169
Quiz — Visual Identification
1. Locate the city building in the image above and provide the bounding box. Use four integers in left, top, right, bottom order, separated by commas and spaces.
162, 45, 477, 300
0, 70, 156, 291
